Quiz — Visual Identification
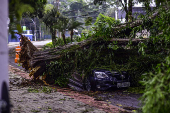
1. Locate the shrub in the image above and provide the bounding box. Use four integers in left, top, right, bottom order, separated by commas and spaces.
73, 35, 87, 42
43, 37, 73, 49
43, 42, 54, 49
140, 57, 170, 113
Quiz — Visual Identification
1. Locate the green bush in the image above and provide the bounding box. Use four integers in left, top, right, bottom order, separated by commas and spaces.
55, 37, 72, 46
73, 35, 87, 42
55, 38, 65, 46
140, 57, 170, 113
43, 37, 73, 49
43, 42, 54, 49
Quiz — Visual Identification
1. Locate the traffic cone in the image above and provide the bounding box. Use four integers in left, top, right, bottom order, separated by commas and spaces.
15, 46, 21, 63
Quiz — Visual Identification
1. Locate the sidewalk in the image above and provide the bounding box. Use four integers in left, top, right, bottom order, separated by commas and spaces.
9, 79, 106, 113
8, 39, 52, 48
9, 65, 129, 113
9, 65, 106, 113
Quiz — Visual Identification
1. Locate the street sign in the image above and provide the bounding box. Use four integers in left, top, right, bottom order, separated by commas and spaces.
23, 26, 26, 31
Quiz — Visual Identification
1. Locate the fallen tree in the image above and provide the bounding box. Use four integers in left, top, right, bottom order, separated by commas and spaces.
17, 5, 166, 82
20, 37, 148, 79
15, 32, 39, 71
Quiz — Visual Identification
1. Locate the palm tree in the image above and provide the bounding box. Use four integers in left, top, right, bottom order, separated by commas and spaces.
54, 17, 83, 44
67, 19, 83, 42
42, 7, 60, 45
54, 16, 69, 44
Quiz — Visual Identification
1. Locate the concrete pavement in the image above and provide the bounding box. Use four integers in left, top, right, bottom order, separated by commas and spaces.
9, 65, 128, 113
8, 39, 52, 48
9, 70, 106, 113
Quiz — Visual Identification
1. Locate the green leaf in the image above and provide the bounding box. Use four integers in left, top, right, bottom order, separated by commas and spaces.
16, 24, 22, 33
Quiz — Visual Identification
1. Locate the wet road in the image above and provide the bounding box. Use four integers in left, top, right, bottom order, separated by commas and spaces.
95, 90, 142, 110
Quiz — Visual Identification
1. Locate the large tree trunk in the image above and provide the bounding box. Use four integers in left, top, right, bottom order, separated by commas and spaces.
128, 0, 133, 22
124, 0, 128, 22
62, 31, 66, 44
51, 29, 56, 46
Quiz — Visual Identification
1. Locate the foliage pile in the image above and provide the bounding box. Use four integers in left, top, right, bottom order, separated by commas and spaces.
140, 57, 170, 113
43, 39, 166, 88
138, 4, 170, 113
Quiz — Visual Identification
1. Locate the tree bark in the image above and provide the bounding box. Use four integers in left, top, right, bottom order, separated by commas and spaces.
62, 31, 66, 44
51, 29, 56, 46
70, 29, 73, 42
128, 0, 133, 22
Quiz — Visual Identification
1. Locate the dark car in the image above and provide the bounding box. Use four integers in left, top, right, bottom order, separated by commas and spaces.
83, 69, 130, 91
68, 69, 130, 91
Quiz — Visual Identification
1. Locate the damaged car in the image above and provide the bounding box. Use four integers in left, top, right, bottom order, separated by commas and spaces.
69, 69, 130, 91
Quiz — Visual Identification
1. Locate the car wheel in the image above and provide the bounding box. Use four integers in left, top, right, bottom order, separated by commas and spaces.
85, 77, 91, 91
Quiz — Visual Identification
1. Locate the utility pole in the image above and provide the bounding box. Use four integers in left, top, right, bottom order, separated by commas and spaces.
39, 24, 41, 41
56, 0, 60, 38
34, 17, 36, 41
0, 0, 10, 112
57, 0, 59, 9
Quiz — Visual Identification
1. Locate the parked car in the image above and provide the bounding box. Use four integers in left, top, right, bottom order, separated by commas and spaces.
84, 69, 130, 91
69, 69, 130, 91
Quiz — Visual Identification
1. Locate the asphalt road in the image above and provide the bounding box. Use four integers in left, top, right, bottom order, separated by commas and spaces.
94, 89, 142, 110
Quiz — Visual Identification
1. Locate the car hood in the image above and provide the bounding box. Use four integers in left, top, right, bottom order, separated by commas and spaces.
93, 69, 128, 77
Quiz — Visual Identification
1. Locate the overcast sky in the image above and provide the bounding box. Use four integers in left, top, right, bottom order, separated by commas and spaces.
117, 0, 156, 9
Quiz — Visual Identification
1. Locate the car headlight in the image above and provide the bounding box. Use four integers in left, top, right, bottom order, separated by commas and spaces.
95, 72, 108, 78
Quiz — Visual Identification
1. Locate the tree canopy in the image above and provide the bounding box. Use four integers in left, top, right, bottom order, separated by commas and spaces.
9, 0, 47, 35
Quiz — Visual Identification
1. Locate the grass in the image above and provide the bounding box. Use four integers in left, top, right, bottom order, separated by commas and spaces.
125, 87, 145, 94
27, 86, 53, 93
42, 86, 52, 93
27, 88, 39, 93
17, 63, 21, 66
59, 98, 66, 101
31, 109, 40, 112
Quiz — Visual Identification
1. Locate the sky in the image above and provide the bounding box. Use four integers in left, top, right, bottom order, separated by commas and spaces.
118, 0, 156, 10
